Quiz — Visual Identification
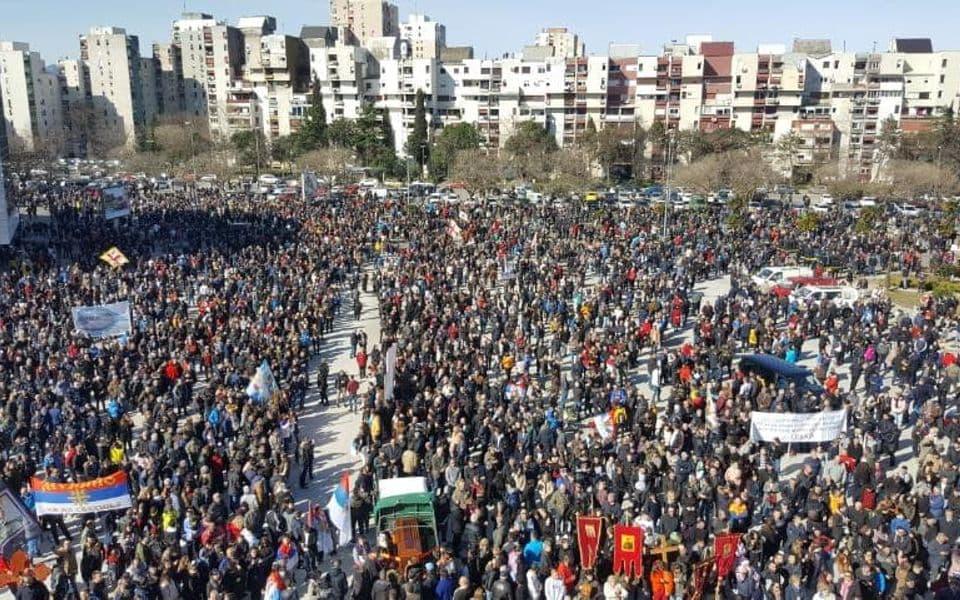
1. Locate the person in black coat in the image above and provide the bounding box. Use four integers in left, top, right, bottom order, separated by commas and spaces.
328, 559, 349, 600
14, 571, 50, 600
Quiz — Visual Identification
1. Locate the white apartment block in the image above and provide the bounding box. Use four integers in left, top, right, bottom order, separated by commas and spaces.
140, 57, 160, 126
400, 15, 445, 60
330, 0, 399, 48
79, 27, 146, 150
534, 27, 585, 59
0, 41, 64, 154
152, 43, 184, 116
57, 59, 91, 157
172, 13, 244, 137
305, 33, 378, 123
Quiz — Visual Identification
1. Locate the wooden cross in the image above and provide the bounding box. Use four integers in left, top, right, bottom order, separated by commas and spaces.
645, 540, 681, 563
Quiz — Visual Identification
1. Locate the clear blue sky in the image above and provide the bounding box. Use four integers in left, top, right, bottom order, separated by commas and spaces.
1, 0, 958, 63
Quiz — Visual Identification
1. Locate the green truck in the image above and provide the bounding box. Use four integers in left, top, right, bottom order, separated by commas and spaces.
374, 477, 438, 574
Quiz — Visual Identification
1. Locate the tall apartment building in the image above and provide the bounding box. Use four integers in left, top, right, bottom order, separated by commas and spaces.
140, 57, 161, 126
0, 41, 64, 154
0, 86, 7, 159
303, 26, 377, 123
330, 0, 399, 47
171, 13, 244, 136
524, 27, 586, 61
152, 43, 184, 116
57, 59, 91, 157
79, 27, 147, 150
400, 15, 445, 60
232, 16, 311, 140
0, 156, 17, 246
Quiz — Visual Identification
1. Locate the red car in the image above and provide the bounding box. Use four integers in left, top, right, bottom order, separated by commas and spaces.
770, 276, 839, 297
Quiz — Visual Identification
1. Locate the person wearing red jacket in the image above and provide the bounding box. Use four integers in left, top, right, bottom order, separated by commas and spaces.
557, 554, 577, 593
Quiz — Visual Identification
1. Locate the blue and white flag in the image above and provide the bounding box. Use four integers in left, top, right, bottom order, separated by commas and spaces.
326, 471, 352, 545
246, 360, 279, 403
71, 302, 132, 339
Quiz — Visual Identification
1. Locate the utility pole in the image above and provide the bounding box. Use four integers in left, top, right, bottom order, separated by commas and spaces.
662, 131, 674, 240
255, 132, 262, 180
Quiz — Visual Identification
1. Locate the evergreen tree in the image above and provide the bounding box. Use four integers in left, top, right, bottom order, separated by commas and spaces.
297, 78, 328, 152
406, 89, 430, 174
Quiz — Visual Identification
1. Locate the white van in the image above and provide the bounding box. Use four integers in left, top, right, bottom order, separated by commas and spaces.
751, 266, 814, 292
258, 174, 280, 185
790, 285, 860, 311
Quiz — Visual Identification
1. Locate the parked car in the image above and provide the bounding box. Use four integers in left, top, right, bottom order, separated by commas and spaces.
751, 266, 814, 292
894, 203, 922, 217
791, 284, 860, 313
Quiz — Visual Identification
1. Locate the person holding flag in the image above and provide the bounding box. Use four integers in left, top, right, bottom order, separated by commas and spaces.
327, 471, 353, 548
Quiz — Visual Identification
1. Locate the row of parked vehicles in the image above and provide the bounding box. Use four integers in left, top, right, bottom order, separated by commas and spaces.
811, 194, 925, 217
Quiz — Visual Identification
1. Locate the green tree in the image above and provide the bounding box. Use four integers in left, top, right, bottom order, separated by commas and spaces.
353, 104, 383, 165
430, 122, 482, 181
796, 211, 821, 233
231, 130, 267, 172
855, 205, 883, 234
271, 136, 298, 172
406, 89, 430, 174
505, 121, 557, 156
504, 121, 558, 182
593, 126, 634, 181
327, 119, 357, 149
297, 79, 328, 152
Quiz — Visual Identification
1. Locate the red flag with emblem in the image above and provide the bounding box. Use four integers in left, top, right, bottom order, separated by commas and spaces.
612, 524, 644, 577
714, 533, 741, 579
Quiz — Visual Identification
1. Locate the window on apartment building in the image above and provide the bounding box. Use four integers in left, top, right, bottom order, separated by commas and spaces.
941, 75, 946, 83
944, 59, 948, 68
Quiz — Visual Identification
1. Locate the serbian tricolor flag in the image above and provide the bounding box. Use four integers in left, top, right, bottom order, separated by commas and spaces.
612, 524, 644, 577
576, 516, 603, 571
326, 471, 352, 546
30, 471, 132, 516
714, 533, 741, 579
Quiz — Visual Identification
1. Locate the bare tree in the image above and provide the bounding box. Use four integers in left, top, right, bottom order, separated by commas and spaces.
152, 115, 211, 164
884, 159, 959, 199
542, 148, 593, 197
673, 154, 724, 195
298, 147, 354, 182
450, 149, 505, 196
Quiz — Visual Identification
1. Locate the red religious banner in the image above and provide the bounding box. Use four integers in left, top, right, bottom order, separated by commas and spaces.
688, 560, 714, 600
576, 516, 603, 571
714, 533, 741, 579
612, 524, 644, 577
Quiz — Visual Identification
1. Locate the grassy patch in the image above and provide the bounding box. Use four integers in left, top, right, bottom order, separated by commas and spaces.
886, 288, 922, 308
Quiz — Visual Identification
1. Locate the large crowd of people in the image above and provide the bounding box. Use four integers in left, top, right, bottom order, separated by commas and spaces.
2, 179, 960, 600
